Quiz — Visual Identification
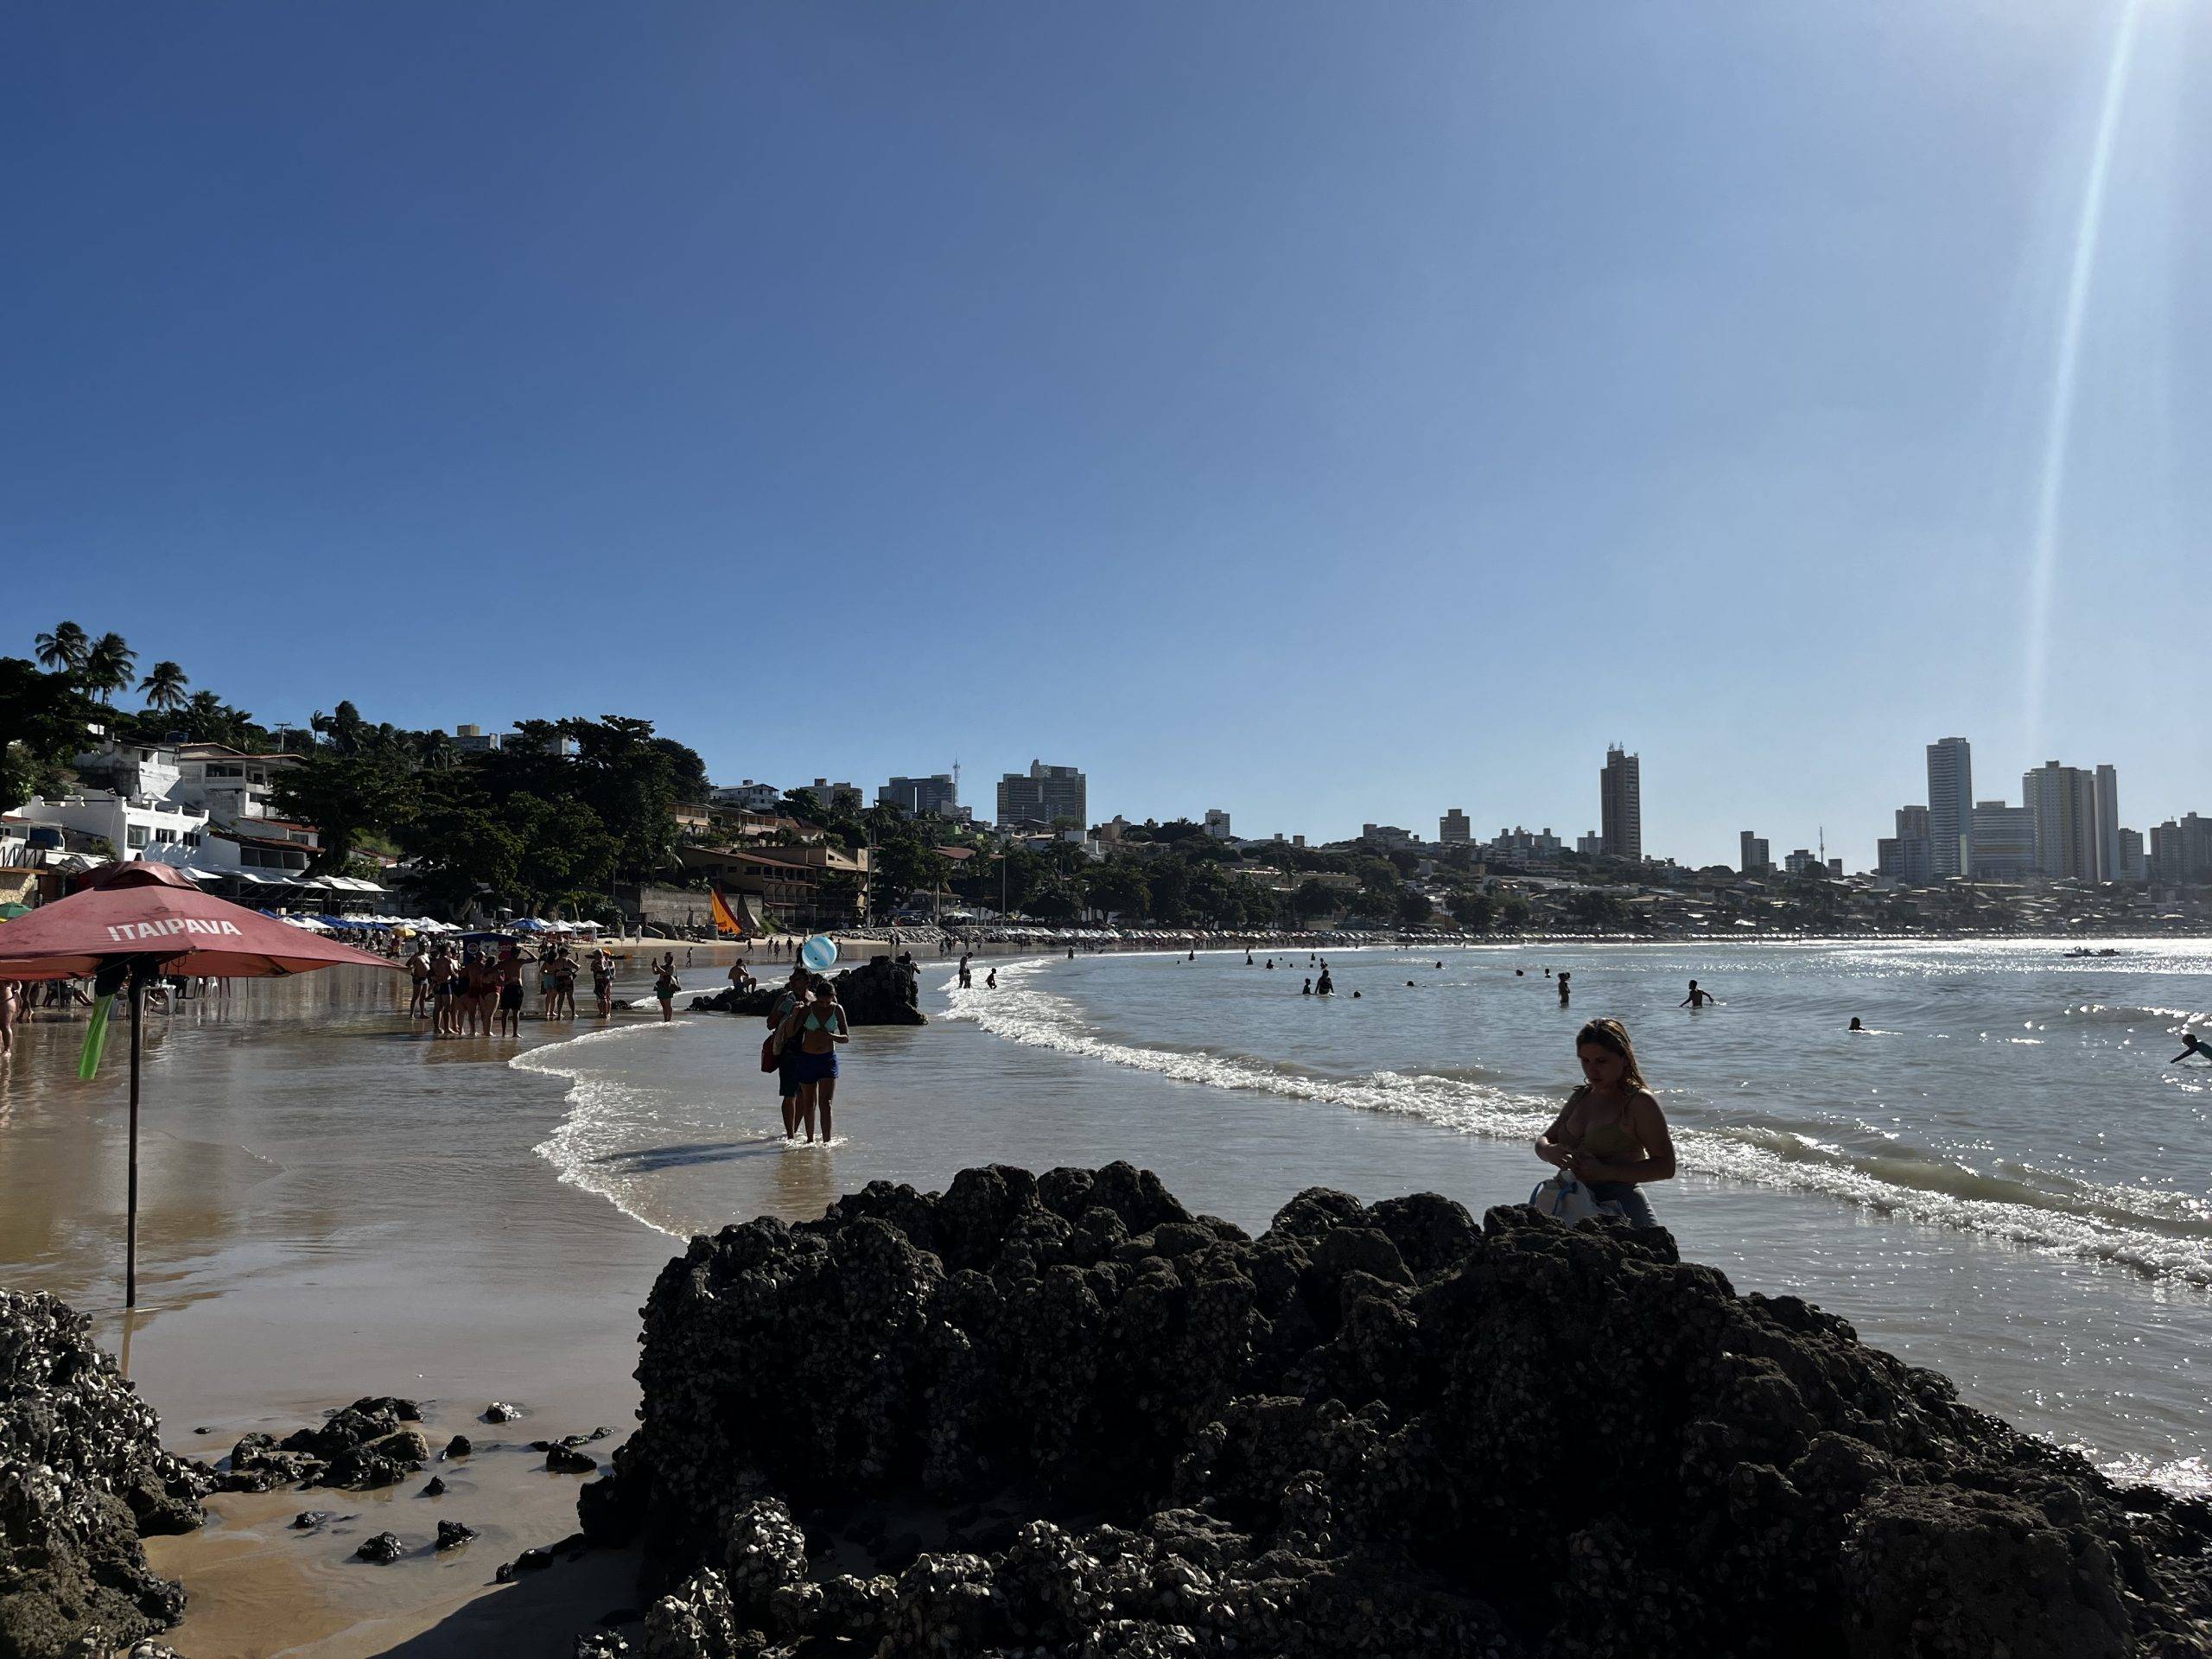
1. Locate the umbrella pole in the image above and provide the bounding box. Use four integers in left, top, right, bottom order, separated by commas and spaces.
127, 973, 143, 1308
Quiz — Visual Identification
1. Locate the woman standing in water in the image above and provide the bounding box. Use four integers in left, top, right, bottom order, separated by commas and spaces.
1534, 1018, 1676, 1225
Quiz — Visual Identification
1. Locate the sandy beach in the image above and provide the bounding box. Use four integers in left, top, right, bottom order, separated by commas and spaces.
0, 971, 670, 1656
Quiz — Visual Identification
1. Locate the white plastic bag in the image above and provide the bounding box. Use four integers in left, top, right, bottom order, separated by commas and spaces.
1529, 1173, 1604, 1224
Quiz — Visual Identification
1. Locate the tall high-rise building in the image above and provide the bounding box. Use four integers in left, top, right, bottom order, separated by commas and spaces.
2149, 814, 2212, 884
2094, 764, 2120, 881
1878, 805, 1933, 884
995, 760, 1087, 829
1440, 808, 1471, 845
1203, 808, 1233, 840
2022, 762, 2098, 880
1599, 747, 1642, 861
1738, 830, 1770, 874
1969, 801, 2037, 878
1925, 738, 1974, 879
2118, 828, 2147, 883
879, 774, 959, 818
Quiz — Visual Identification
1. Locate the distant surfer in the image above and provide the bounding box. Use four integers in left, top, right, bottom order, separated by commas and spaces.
2173, 1032, 2211, 1065
1681, 980, 1717, 1009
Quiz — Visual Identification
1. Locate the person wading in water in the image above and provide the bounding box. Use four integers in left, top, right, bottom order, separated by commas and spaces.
1533, 1018, 1676, 1226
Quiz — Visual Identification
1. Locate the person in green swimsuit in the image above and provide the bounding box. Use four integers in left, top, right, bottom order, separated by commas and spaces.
1534, 1017, 1676, 1226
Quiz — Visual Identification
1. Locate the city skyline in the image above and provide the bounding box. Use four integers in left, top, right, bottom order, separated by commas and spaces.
6, 3, 2208, 866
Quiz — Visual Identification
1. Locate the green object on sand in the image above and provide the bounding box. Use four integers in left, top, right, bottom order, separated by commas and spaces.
79, 993, 113, 1080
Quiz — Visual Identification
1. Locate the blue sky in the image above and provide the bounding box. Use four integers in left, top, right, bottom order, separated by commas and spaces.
4, 3, 2205, 867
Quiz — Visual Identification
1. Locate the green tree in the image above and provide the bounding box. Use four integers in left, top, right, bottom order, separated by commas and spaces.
1087, 861, 1152, 918
0, 658, 100, 811
270, 750, 415, 874
1447, 889, 1497, 931
503, 790, 620, 915
137, 660, 190, 711
82, 632, 137, 703
1291, 878, 1339, 921
33, 622, 89, 674
1396, 887, 1434, 926
1498, 894, 1534, 931
393, 772, 524, 918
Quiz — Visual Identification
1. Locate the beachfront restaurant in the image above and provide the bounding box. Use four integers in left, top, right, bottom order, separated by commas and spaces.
671, 842, 872, 932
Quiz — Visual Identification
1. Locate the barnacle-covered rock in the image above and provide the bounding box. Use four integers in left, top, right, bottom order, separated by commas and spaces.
1, 1291, 204, 1659
590, 1166, 2212, 1659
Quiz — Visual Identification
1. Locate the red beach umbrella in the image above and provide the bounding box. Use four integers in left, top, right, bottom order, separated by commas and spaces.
0, 861, 401, 1304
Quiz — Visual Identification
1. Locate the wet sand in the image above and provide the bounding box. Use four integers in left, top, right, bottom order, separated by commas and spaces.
0, 969, 671, 1656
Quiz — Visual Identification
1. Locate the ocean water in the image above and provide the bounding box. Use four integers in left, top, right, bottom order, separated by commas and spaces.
522, 939, 2212, 1495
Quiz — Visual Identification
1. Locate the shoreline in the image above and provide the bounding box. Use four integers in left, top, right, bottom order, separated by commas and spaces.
3, 938, 2209, 1654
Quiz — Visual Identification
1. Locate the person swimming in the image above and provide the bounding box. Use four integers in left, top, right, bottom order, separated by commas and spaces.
1556, 970, 1571, 1003
1301, 978, 1313, 995
1315, 969, 1334, 995
1681, 979, 1717, 1009
1848, 1016, 1865, 1032
2173, 1032, 2211, 1065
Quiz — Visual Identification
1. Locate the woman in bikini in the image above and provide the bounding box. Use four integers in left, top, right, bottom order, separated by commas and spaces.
1534, 1017, 1676, 1226
778, 980, 849, 1144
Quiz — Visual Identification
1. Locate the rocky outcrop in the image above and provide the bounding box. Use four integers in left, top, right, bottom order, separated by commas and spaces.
1, 1291, 205, 1659
223, 1395, 430, 1493
688, 957, 925, 1027
585, 1164, 2212, 1659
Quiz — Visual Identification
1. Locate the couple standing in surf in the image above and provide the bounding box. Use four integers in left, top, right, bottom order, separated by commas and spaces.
766, 967, 849, 1144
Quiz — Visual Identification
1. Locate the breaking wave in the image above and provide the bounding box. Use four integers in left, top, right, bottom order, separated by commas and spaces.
944, 960, 2212, 1287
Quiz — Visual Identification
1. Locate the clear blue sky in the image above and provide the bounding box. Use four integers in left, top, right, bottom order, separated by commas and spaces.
5, 3, 2205, 867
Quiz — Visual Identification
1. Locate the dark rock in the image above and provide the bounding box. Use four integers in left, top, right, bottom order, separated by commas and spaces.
282, 1403, 397, 1458
598, 1165, 2212, 1659
483, 1402, 524, 1423
442, 1434, 473, 1459
291, 1510, 334, 1530
354, 1531, 405, 1564
346, 1394, 423, 1423
573, 1634, 630, 1659
546, 1443, 598, 1475
421, 1476, 447, 1497
371, 1427, 431, 1465
434, 1519, 478, 1552
0, 1290, 205, 1659
321, 1444, 412, 1491
496, 1547, 555, 1582
222, 1433, 328, 1493
690, 956, 925, 1026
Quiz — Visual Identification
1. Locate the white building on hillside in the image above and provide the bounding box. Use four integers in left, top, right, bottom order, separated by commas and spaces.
13, 791, 208, 861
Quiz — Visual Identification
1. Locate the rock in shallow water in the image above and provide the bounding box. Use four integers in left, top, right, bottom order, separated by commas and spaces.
435, 1519, 478, 1551
1, 1289, 206, 1659
483, 1402, 524, 1424
354, 1531, 404, 1564
587, 1162, 2212, 1659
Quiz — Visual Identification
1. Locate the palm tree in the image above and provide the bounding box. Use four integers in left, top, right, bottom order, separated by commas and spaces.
33, 621, 89, 673
416, 729, 457, 772
137, 660, 190, 711
82, 632, 137, 703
